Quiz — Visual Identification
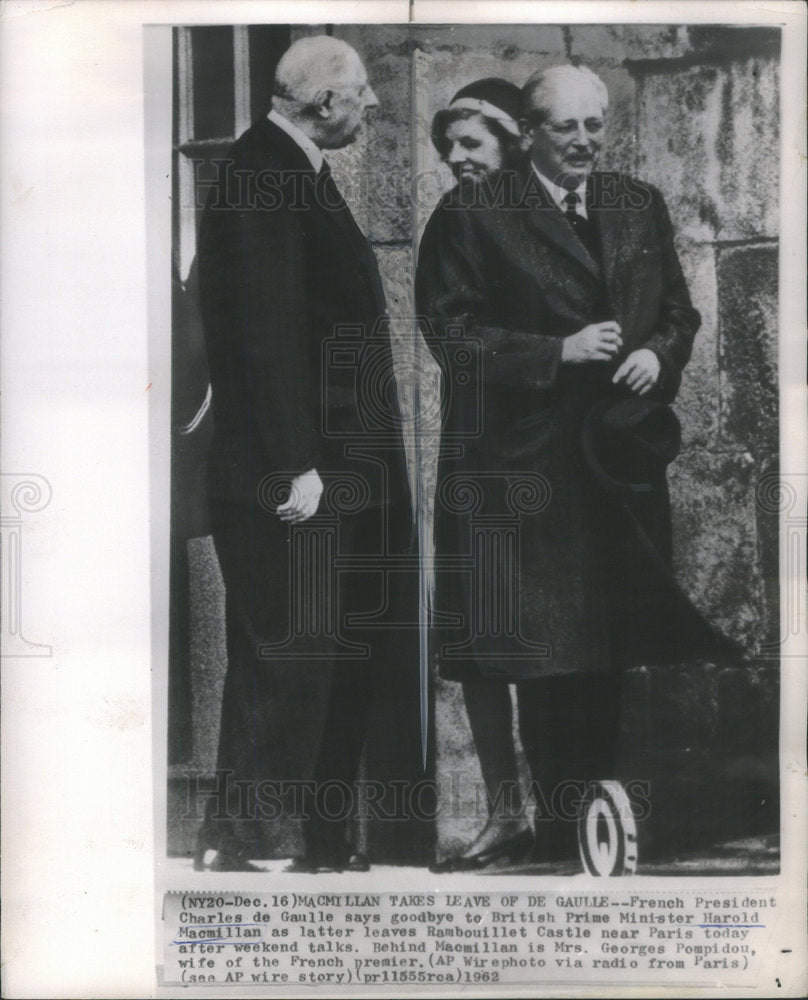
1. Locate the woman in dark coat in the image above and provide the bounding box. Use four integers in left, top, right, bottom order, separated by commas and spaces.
417, 79, 543, 870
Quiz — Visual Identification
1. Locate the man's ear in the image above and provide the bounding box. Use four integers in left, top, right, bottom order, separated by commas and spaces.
518, 119, 533, 153
313, 89, 334, 119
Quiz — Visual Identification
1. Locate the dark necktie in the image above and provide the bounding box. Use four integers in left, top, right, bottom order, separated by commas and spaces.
563, 189, 600, 262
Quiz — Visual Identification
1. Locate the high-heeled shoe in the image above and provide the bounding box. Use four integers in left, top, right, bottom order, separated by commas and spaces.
430, 827, 534, 873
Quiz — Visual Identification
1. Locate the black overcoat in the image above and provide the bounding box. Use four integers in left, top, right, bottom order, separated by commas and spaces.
195, 120, 414, 856
198, 118, 410, 515
416, 169, 711, 680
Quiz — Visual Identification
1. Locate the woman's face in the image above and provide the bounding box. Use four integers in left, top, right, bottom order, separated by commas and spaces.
444, 116, 504, 184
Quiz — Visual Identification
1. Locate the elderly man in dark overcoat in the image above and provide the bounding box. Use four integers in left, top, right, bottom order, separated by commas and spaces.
417, 64, 721, 868
195, 35, 412, 872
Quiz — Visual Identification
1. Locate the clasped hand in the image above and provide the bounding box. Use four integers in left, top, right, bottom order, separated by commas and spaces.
612, 348, 660, 397
277, 469, 324, 524
561, 322, 660, 396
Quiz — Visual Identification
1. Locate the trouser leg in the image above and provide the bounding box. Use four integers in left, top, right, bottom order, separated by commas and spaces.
461, 678, 523, 819
304, 661, 376, 857
302, 505, 393, 858
199, 503, 329, 859
516, 672, 622, 857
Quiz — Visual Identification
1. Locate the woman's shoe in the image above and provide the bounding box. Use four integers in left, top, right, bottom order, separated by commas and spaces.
345, 851, 370, 873
430, 827, 534, 873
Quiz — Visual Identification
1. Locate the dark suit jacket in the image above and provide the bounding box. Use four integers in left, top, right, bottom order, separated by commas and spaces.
198, 118, 408, 513
416, 168, 705, 678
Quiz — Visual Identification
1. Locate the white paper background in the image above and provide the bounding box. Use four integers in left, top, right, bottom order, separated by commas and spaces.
1, 2, 805, 997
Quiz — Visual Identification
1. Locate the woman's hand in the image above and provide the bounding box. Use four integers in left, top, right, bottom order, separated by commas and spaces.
561, 322, 622, 364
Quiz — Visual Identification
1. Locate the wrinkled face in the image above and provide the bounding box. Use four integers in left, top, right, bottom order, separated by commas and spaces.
321, 58, 378, 148
524, 78, 605, 185
444, 115, 504, 184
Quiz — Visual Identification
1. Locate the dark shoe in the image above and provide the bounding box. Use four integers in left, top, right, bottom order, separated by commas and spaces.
290, 834, 368, 873
430, 828, 534, 874
285, 854, 344, 874
345, 851, 370, 872
194, 845, 266, 872
286, 843, 359, 874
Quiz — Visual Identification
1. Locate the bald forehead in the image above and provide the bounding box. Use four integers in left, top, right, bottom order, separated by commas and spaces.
523, 66, 608, 124
341, 51, 368, 86
532, 78, 605, 123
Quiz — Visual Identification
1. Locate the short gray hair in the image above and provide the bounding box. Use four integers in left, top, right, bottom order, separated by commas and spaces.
273, 36, 362, 109
521, 65, 608, 125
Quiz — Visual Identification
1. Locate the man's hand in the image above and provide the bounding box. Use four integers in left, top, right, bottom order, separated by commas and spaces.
561, 322, 623, 364
277, 469, 324, 524
612, 348, 661, 396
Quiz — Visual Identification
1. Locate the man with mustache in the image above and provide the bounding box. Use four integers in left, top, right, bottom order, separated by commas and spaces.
419, 64, 704, 867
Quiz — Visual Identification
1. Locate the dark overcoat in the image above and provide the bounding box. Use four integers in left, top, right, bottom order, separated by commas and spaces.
416, 168, 709, 680
195, 120, 414, 855
198, 118, 409, 515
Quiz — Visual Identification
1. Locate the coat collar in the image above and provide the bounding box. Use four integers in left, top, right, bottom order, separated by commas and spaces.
257, 119, 374, 269
266, 109, 323, 172
256, 117, 318, 175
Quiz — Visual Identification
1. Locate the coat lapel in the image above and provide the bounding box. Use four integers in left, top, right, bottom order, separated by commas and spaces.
259, 120, 372, 270
316, 164, 387, 312
520, 169, 601, 281
591, 174, 625, 293
315, 164, 375, 264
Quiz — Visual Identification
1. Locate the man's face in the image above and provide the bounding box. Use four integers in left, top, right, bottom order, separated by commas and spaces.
321, 58, 378, 149
444, 115, 504, 185
524, 79, 605, 186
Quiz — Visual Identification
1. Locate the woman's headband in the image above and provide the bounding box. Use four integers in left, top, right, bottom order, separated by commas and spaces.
447, 96, 521, 136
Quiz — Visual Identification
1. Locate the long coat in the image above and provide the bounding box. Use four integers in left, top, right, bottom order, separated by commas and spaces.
198, 118, 409, 515
416, 169, 708, 681
195, 119, 414, 856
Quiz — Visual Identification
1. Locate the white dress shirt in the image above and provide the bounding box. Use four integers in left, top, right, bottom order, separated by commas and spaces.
531, 163, 588, 219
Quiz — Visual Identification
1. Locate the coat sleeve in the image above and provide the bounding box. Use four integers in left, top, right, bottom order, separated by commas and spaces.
415, 200, 564, 391
640, 186, 701, 400
199, 170, 324, 478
